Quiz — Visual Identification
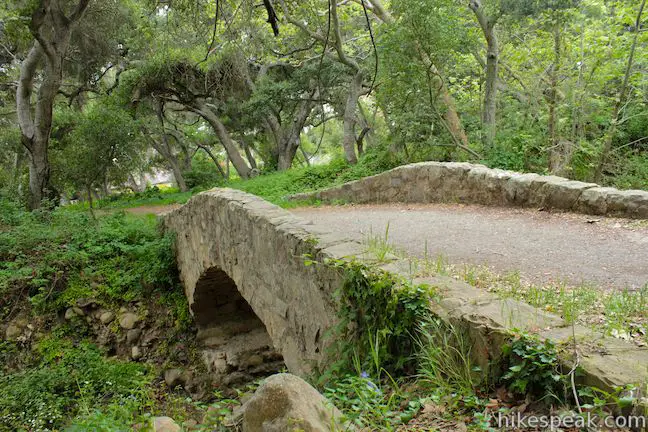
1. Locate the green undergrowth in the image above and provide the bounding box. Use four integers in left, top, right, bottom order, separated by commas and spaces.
439, 260, 648, 344
67, 187, 194, 211
230, 153, 398, 207
0, 203, 181, 319
74, 150, 399, 211
0, 339, 153, 431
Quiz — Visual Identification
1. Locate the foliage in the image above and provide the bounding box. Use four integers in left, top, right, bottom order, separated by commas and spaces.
51, 100, 143, 198
324, 373, 420, 430
0, 201, 178, 318
323, 259, 433, 376
233, 146, 401, 206
0, 341, 152, 431
499, 333, 565, 401
416, 316, 479, 396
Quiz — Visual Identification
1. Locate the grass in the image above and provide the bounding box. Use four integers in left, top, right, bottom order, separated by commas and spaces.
359, 224, 648, 345
66, 152, 399, 211
410, 252, 648, 345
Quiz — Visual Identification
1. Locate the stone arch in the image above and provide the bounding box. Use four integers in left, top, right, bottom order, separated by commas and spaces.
193, 266, 284, 382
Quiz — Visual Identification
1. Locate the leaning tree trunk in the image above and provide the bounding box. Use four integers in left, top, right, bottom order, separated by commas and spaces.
191, 102, 252, 179
168, 158, 188, 192
342, 71, 364, 165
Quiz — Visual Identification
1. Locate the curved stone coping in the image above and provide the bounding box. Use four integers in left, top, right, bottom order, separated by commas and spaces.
163, 188, 648, 393
289, 162, 648, 219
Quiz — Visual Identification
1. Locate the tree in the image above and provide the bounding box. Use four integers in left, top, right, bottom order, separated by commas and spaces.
469, 0, 500, 149
52, 100, 142, 206
594, 0, 646, 182
16, 0, 92, 209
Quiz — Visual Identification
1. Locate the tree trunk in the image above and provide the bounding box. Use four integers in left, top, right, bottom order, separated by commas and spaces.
26, 139, 51, 209
197, 145, 227, 178
11, 147, 27, 191
594, 0, 646, 183
16, 0, 91, 210
469, 1, 499, 149
546, 24, 561, 173
169, 158, 188, 192
152, 104, 190, 192
191, 102, 252, 179
342, 71, 363, 165
277, 135, 301, 170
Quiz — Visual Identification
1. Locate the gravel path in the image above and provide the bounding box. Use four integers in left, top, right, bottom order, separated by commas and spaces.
292, 204, 648, 290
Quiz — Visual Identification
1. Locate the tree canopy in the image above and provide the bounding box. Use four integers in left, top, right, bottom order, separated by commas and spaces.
0, 0, 646, 208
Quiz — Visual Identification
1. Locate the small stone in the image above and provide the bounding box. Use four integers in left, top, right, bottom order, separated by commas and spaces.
99, 311, 115, 324
64, 308, 77, 320
152, 416, 181, 432
72, 306, 85, 316
131, 346, 142, 360
76, 298, 96, 308
119, 312, 139, 330
126, 329, 142, 344
5, 325, 21, 340
242, 354, 264, 368
164, 369, 185, 388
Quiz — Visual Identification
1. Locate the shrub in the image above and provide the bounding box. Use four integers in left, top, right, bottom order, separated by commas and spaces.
0, 342, 152, 431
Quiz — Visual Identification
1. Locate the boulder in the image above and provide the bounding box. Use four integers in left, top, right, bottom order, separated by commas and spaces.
164, 369, 186, 388
99, 311, 115, 324
119, 312, 139, 330
5, 324, 21, 340
127, 328, 142, 344
240, 373, 348, 432
152, 416, 181, 432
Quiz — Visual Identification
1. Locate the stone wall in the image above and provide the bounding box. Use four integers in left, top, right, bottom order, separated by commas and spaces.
162, 189, 369, 377
290, 162, 648, 218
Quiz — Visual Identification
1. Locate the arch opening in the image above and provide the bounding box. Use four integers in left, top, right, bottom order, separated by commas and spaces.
193, 267, 284, 386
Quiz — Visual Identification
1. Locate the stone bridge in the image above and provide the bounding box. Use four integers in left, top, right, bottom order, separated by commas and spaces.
162, 189, 368, 377
163, 170, 648, 391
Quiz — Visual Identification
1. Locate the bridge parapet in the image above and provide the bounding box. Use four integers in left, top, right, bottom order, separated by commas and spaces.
290, 162, 648, 218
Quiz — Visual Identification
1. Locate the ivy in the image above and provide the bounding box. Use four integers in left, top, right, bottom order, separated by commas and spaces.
325, 259, 434, 377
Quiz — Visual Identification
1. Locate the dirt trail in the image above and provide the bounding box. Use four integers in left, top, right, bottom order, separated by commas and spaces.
292, 203, 648, 290
123, 204, 181, 215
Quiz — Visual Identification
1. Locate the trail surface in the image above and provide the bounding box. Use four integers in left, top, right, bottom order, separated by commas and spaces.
292, 204, 648, 290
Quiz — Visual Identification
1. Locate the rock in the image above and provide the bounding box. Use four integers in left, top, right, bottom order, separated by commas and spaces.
64, 308, 77, 320
5, 324, 21, 340
72, 306, 85, 316
99, 311, 115, 324
119, 312, 139, 330
76, 297, 96, 308
240, 373, 348, 432
241, 354, 264, 369
152, 416, 181, 432
223, 371, 252, 387
164, 369, 185, 388
131, 346, 142, 360
127, 329, 142, 344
